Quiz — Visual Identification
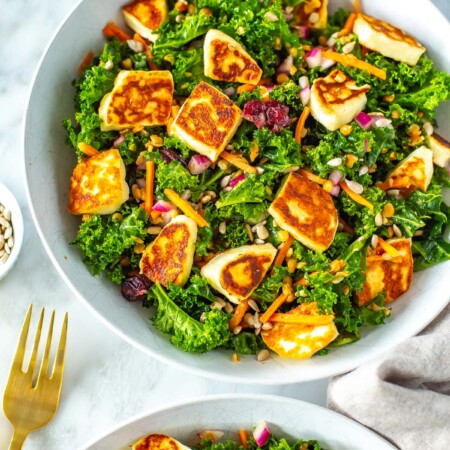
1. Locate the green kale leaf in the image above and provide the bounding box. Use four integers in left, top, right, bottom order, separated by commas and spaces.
215, 174, 269, 208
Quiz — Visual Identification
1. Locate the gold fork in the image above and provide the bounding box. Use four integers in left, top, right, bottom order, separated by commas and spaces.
3, 305, 68, 450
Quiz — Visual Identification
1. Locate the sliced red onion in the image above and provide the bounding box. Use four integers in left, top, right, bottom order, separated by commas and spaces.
375, 118, 393, 129
306, 48, 322, 68
355, 112, 373, 130
253, 420, 271, 447
294, 25, 310, 39
278, 55, 294, 74
320, 56, 337, 70
329, 184, 341, 197
197, 430, 225, 442
298, 76, 310, 89
265, 84, 274, 92
327, 157, 342, 167
113, 135, 125, 147
223, 87, 235, 97
363, 138, 369, 153
346, 179, 364, 194
329, 169, 343, 185
188, 154, 212, 175
152, 200, 173, 213
229, 174, 246, 188
136, 178, 146, 189
300, 86, 311, 106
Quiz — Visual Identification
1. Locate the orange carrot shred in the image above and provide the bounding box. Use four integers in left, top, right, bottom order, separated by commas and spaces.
338, 13, 357, 37
239, 430, 249, 449
272, 235, 295, 272
164, 188, 209, 228
260, 293, 288, 324
377, 237, 400, 257
298, 169, 327, 185
339, 180, 374, 211
77, 51, 94, 75
133, 33, 159, 70
103, 21, 132, 42
249, 140, 259, 162
237, 84, 257, 95
220, 151, 258, 174
145, 161, 155, 216
293, 278, 309, 287
228, 300, 249, 331
354, 0, 361, 14
295, 106, 310, 145
321, 50, 386, 80
269, 313, 335, 325
78, 142, 99, 157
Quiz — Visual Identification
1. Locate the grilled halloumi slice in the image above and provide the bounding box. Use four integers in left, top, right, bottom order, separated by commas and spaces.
357, 238, 413, 306
68, 149, 129, 215
99, 70, 174, 131
201, 243, 277, 304
295, 0, 328, 29
426, 134, 450, 168
261, 303, 338, 360
310, 69, 370, 132
140, 215, 197, 287
170, 81, 243, 162
384, 146, 433, 192
353, 14, 426, 66
204, 29, 262, 85
132, 434, 191, 450
268, 172, 338, 252
122, 0, 167, 42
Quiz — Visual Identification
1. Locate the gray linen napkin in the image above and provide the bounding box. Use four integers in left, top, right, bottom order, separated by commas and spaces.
328, 303, 450, 450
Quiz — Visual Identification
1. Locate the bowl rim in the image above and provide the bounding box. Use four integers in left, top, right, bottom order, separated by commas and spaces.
23, 0, 450, 385
79, 393, 396, 450
0, 182, 24, 281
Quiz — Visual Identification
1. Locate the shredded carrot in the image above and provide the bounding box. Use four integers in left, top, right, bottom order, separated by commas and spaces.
145, 161, 155, 216
249, 140, 259, 162
338, 13, 357, 37
228, 300, 249, 331
237, 84, 257, 95
220, 151, 258, 174
78, 142, 99, 157
377, 237, 400, 257
295, 106, 310, 145
164, 188, 209, 227
339, 180, 374, 211
272, 235, 295, 271
354, 0, 361, 14
238, 430, 249, 449
298, 169, 327, 185
103, 21, 132, 41
77, 51, 94, 75
339, 217, 355, 235
321, 50, 386, 80
133, 33, 159, 70
260, 293, 288, 324
293, 278, 309, 287
269, 313, 335, 325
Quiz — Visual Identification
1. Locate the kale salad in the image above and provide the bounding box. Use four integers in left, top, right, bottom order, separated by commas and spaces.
64, 0, 450, 360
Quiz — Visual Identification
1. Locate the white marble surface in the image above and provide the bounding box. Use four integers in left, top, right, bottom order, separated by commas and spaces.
0, 1, 448, 449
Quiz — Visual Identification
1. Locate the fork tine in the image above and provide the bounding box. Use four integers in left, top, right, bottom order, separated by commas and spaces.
11, 305, 33, 372
27, 308, 45, 376
37, 310, 55, 380
50, 312, 68, 383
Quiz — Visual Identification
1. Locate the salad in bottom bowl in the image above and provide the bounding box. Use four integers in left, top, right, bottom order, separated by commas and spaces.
64, 0, 450, 361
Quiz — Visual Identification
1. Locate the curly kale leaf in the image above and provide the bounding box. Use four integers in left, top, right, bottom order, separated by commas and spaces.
151, 283, 231, 353
269, 81, 304, 115
227, 332, 266, 355
72, 205, 147, 282
156, 160, 199, 196
218, 202, 270, 224
253, 265, 290, 309
223, 221, 250, 248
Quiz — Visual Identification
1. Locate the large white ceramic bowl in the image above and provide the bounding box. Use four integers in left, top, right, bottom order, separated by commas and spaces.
80, 394, 396, 450
24, 0, 450, 384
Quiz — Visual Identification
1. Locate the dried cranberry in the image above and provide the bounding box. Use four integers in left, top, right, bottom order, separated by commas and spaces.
121, 275, 152, 302
242, 99, 290, 133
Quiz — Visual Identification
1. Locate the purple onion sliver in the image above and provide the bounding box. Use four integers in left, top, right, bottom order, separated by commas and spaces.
329, 169, 343, 185
355, 112, 373, 130
229, 174, 246, 188
329, 185, 341, 197
113, 135, 125, 147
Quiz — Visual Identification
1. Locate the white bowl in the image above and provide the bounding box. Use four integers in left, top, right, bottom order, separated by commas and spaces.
80, 394, 396, 450
0, 183, 24, 281
24, 0, 450, 384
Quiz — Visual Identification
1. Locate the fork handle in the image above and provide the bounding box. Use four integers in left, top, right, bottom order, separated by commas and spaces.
9, 429, 28, 450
